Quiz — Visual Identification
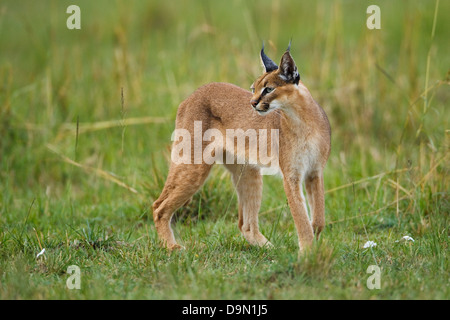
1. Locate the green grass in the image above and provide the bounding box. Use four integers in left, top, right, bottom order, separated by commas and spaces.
0, 0, 448, 299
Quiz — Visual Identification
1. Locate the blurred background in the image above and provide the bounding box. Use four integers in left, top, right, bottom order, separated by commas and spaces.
0, 0, 448, 300
0, 0, 450, 299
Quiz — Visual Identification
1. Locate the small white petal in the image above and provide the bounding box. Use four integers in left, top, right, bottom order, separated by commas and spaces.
402, 236, 414, 242
363, 241, 377, 249
36, 248, 46, 258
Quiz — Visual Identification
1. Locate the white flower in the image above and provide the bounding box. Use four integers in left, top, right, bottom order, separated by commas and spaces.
36, 248, 45, 259
396, 235, 415, 243
363, 241, 377, 249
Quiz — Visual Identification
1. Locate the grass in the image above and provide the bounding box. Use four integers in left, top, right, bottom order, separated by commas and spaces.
0, 0, 448, 299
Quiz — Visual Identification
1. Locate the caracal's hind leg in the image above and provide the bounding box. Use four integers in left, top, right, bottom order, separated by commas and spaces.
305, 172, 325, 239
152, 163, 212, 249
224, 163, 272, 247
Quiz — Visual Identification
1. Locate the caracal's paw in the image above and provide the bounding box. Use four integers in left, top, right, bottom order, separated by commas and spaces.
244, 232, 274, 249
167, 243, 185, 251
261, 241, 274, 249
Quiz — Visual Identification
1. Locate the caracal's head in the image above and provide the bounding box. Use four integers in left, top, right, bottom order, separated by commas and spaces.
250, 43, 301, 115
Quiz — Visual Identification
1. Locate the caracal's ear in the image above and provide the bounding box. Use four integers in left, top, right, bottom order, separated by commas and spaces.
260, 43, 278, 73
279, 45, 300, 84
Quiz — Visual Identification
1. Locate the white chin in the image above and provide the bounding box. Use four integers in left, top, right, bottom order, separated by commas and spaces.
256, 107, 276, 115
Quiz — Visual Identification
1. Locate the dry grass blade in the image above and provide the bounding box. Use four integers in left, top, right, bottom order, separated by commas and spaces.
46, 144, 139, 194
260, 167, 414, 216
417, 153, 448, 188
386, 179, 412, 197
324, 167, 413, 194
54, 116, 170, 142
327, 195, 411, 225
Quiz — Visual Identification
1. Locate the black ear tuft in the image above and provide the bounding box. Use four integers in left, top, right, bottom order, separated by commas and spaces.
279, 50, 300, 84
260, 43, 278, 73
286, 39, 292, 52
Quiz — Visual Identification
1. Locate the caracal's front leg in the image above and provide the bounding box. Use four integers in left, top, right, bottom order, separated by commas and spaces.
283, 175, 314, 251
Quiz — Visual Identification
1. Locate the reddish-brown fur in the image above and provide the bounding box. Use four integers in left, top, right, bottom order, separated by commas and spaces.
153, 49, 331, 251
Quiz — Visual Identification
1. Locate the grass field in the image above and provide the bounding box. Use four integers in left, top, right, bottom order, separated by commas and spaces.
0, 0, 448, 300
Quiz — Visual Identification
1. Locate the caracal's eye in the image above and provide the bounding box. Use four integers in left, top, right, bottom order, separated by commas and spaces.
250, 86, 255, 94
264, 87, 274, 94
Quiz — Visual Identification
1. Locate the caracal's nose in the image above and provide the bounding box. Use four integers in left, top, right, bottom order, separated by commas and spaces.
250, 99, 258, 108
